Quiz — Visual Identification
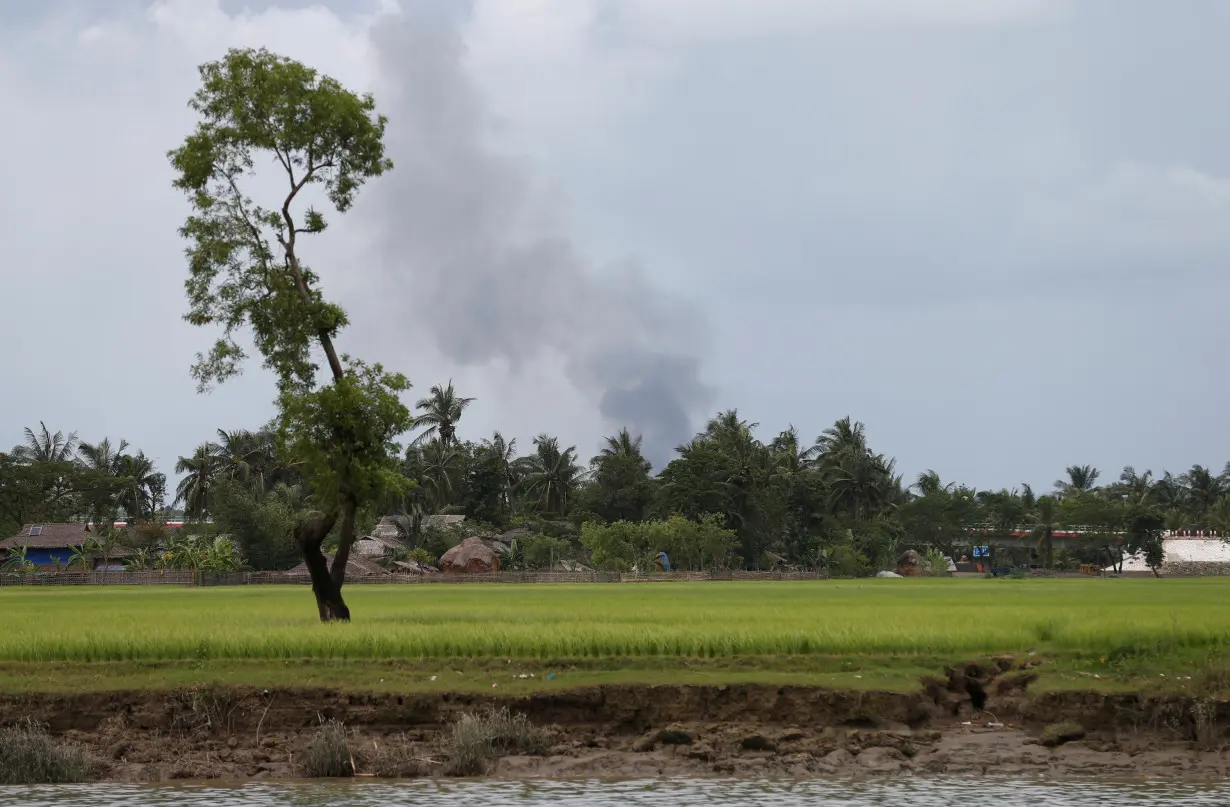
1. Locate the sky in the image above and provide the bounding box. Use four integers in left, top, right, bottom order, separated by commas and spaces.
2, 0, 1229, 490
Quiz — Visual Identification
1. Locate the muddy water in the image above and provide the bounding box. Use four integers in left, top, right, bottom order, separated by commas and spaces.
1, 778, 1227, 806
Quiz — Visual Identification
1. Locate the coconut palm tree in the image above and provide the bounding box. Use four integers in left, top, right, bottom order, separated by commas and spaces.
521, 434, 584, 515
1108, 466, 1154, 506
480, 431, 520, 511
175, 444, 219, 519
1028, 495, 1060, 569
599, 428, 647, 463
77, 438, 129, 475
418, 440, 463, 510
912, 469, 949, 497
213, 429, 253, 485
804, 416, 868, 466
244, 427, 281, 493
10, 422, 78, 463
412, 380, 475, 447
1054, 465, 1100, 497
1179, 464, 1224, 522
114, 452, 165, 521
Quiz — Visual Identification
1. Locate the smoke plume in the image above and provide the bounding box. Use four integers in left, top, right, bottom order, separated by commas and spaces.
366, 2, 711, 468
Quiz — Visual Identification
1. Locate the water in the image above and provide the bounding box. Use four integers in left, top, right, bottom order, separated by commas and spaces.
0, 779, 1226, 807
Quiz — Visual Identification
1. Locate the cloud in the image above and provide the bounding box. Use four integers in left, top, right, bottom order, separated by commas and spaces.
3, 0, 1230, 493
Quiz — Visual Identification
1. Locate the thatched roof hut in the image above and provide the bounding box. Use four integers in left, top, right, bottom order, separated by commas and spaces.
284, 554, 388, 577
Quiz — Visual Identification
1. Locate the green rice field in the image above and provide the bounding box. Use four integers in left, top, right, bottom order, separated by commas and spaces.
1, 578, 1226, 665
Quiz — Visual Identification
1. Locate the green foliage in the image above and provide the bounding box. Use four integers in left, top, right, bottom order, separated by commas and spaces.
580, 520, 641, 571
922, 549, 951, 577
522, 534, 574, 569
168, 47, 391, 392
277, 357, 413, 520
154, 533, 246, 573
581, 429, 655, 523
209, 481, 305, 570
827, 545, 872, 578
406, 547, 436, 567
580, 514, 737, 572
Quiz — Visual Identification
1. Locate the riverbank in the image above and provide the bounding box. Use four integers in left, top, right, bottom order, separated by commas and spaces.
2, 666, 1226, 782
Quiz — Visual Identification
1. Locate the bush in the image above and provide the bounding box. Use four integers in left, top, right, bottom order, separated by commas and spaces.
0, 719, 89, 784
363, 734, 430, 778
922, 549, 952, 577
302, 718, 353, 777
828, 546, 871, 578
447, 706, 548, 776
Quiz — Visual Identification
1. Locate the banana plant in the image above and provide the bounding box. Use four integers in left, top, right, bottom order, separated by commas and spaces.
2, 544, 34, 573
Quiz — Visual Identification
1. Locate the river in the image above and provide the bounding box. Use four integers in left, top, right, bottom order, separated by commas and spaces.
1, 778, 1227, 806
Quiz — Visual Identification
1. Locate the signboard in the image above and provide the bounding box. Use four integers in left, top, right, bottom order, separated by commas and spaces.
972, 546, 990, 558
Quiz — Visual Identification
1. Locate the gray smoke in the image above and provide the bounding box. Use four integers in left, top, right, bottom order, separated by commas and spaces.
366, 2, 711, 468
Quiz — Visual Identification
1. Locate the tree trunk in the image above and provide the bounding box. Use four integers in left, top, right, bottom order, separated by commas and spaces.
294, 511, 349, 622
329, 497, 358, 589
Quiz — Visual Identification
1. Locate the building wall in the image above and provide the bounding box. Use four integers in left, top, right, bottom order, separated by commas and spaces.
24, 548, 75, 566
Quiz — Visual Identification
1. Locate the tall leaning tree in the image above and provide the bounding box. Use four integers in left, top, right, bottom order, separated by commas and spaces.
168, 48, 413, 621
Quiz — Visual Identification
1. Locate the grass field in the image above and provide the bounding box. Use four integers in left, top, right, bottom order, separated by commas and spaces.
0, 578, 1226, 693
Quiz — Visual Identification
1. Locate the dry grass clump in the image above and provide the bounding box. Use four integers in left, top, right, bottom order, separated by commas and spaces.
302, 717, 354, 777
0, 719, 89, 784
447, 706, 548, 776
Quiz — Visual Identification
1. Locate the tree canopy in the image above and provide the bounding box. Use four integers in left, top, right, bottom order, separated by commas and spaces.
167, 47, 409, 620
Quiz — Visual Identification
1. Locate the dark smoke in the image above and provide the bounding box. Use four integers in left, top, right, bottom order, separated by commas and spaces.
366, 2, 711, 468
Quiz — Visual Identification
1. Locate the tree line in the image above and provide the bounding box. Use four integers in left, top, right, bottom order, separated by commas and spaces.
6, 395, 1230, 577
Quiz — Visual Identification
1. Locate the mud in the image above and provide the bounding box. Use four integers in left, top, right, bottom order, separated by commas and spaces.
1, 662, 1227, 782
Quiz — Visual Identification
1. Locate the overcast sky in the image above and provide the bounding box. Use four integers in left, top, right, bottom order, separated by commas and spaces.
2, 0, 1228, 489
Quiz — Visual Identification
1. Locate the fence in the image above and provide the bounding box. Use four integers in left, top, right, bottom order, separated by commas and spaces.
0, 568, 826, 588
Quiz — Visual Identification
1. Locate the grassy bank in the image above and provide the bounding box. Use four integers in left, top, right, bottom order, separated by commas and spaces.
0, 578, 1226, 694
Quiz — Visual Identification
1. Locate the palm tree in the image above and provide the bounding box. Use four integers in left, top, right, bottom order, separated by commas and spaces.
412, 381, 475, 447
419, 440, 462, 510
114, 452, 165, 521
244, 427, 281, 492
598, 428, 647, 463
1108, 466, 1154, 506
1179, 464, 1224, 522
11, 422, 78, 463
77, 437, 129, 475
213, 429, 253, 484
521, 434, 584, 515
804, 416, 868, 466
480, 431, 520, 511
912, 469, 949, 497
175, 444, 219, 519
1054, 465, 1100, 497
1028, 495, 1060, 569
827, 450, 899, 521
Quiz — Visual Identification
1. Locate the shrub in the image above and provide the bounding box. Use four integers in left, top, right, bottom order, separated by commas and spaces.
362, 734, 431, 778
828, 546, 871, 578
302, 718, 353, 777
0, 719, 89, 784
447, 707, 548, 776
922, 549, 952, 577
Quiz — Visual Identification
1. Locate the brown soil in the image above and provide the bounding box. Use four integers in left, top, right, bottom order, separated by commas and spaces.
1, 659, 1227, 782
